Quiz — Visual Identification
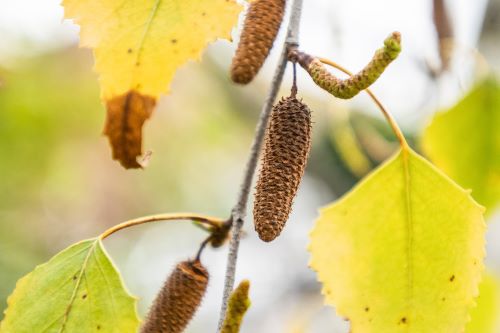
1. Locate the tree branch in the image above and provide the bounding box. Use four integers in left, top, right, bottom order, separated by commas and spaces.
217, 0, 304, 330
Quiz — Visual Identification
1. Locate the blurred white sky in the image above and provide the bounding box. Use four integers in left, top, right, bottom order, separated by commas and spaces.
0, 0, 490, 126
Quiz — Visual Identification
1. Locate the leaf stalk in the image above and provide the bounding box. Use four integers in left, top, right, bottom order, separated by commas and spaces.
99, 213, 224, 240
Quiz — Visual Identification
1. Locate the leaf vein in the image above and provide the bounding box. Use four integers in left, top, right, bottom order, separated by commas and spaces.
57, 240, 98, 333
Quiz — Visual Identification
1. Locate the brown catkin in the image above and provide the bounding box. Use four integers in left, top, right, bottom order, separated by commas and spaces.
433, 0, 454, 71
141, 260, 209, 333
230, 0, 286, 84
253, 96, 312, 242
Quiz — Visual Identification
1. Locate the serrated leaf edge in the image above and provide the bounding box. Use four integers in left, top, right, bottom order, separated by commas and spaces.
308, 148, 486, 331
0, 238, 140, 332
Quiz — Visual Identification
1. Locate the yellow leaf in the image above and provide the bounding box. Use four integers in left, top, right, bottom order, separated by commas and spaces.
422, 77, 500, 214
309, 148, 486, 332
465, 271, 500, 333
63, 0, 242, 168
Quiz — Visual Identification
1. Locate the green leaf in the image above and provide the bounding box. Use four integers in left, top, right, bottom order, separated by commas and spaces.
0, 239, 139, 333
422, 77, 500, 215
309, 148, 486, 332
465, 271, 500, 333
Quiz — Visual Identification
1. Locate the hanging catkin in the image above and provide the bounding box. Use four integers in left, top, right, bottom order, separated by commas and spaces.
432, 0, 454, 71
254, 95, 312, 242
230, 0, 286, 84
295, 32, 401, 99
141, 260, 209, 333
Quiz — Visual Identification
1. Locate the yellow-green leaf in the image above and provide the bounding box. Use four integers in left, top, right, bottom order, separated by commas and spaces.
0, 239, 139, 333
422, 77, 500, 214
329, 107, 372, 178
309, 148, 486, 332
465, 271, 500, 333
63, 0, 242, 168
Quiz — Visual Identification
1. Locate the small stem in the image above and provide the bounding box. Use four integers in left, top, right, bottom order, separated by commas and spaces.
291, 62, 298, 97
99, 213, 224, 240
195, 235, 213, 262
217, 0, 304, 330
318, 57, 409, 150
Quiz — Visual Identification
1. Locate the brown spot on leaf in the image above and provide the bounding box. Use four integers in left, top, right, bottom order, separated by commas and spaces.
449, 275, 455, 282
364, 307, 370, 312
401, 317, 407, 324
127, 48, 132, 53
97, 325, 101, 330
104, 91, 156, 168
171, 39, 178, 44
82, 294, 87, 299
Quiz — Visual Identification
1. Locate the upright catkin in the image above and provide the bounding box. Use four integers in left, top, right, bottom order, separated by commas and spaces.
221, 280, 251, 333
230, 0, 286, 84
254, 96, 312, 242
141, 260, 209, 333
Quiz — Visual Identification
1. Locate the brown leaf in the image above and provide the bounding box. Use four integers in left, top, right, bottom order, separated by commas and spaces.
104, 91, 156, 169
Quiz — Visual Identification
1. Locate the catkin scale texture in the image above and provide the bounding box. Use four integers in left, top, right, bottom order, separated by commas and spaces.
254, 96, 312, 242
297, 32, 401, 99
221, 280, 251, 333
141, 260, 209, 333
230, 0, 286, 84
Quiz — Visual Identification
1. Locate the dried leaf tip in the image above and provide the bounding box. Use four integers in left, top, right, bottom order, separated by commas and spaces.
141, 260, 209, 333
230, 0, 286, 84
104, 90, 156, 169
221, 280, 251, 333
254, 95, 312, 242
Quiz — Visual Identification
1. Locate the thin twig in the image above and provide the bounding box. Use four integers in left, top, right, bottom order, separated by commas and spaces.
217, 0, 304, 330
99, 213, 224, 240
318, 57, 409, 149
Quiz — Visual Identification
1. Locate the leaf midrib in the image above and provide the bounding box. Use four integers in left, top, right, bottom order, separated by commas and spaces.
134, 0, 163, 72
57, 239, 98, 333
402, 148, 414, 332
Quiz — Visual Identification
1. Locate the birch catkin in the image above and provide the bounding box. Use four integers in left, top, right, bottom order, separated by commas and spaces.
141, 260, 209, 333
221, 280, 251, 333
254, 96, 312, 242
296, 32, 402, 99
433, 0, 454, 71
230, 0, 286, 84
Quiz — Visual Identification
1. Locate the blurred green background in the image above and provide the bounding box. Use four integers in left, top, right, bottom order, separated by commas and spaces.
0, 0, 499, 332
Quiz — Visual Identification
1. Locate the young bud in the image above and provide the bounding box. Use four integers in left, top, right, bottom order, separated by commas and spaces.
296, 32, 402, 99
254, 96, 312, 242
230, 0, 286, 84
141, 260, 209, 333
221, 280, 251, 333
